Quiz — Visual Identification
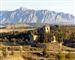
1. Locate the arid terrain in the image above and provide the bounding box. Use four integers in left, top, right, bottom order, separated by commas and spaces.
0, 25, 75, 60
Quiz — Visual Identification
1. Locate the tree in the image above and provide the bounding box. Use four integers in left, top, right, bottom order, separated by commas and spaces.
70, 33, 75, 41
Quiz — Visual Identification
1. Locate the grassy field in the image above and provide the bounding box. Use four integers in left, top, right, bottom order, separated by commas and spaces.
0, 42, 75, 60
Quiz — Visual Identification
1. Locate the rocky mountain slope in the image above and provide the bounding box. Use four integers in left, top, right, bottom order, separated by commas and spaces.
0, 7, 75, 26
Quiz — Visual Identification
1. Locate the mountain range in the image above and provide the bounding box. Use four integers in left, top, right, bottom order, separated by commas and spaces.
0, 7, 75, 26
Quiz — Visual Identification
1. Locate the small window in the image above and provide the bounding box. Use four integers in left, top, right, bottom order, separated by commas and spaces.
47, 27, 48, 30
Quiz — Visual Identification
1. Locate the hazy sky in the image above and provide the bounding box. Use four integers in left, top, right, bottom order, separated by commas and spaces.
0, 0, 75, 16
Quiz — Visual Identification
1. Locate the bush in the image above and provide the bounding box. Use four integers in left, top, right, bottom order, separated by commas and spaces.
57, 51, 65, 60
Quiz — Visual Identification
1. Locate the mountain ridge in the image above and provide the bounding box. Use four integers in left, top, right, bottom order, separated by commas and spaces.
0, 7, 75, 25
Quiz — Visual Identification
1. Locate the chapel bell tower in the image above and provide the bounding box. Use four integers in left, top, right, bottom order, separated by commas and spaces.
44, 24, 50, 42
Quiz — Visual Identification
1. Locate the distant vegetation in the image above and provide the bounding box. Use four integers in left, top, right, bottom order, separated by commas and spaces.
0, 25, 75, 47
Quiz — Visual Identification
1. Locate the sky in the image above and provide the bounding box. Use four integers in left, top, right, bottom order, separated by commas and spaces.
0, 0, 75, 16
